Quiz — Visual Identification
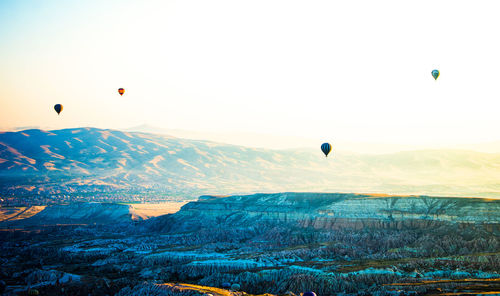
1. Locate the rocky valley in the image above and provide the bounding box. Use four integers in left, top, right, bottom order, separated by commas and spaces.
1, 193, 499, 295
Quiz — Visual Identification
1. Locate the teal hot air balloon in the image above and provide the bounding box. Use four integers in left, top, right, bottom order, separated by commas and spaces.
321, 143, 332, 157
431, 69, 440, 80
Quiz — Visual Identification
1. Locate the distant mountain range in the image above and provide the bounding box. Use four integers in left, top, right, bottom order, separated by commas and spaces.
0, 127, 499, 200
4, 124, 500, 153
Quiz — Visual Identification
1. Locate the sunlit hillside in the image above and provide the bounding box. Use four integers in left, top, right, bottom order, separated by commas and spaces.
1, 127, 499, 202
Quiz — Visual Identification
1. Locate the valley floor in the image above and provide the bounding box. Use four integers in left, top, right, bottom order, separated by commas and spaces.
1, 193, 499, 295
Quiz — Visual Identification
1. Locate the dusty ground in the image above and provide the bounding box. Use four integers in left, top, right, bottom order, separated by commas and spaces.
161, 283, 235, 296
129, 201, 188, 220
0, 202, 187, 223
0, 206, 46, 222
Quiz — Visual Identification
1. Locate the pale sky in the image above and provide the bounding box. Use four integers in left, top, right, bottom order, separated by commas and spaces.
1, 0, 499, 149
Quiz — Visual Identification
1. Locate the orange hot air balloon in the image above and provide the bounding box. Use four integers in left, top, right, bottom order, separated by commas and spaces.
118, 88, 125, 96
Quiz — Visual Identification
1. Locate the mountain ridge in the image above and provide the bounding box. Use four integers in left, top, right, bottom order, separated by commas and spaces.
1, 127, 500, 201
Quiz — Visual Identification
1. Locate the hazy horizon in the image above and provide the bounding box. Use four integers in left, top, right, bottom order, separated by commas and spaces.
2, 123, 500, 154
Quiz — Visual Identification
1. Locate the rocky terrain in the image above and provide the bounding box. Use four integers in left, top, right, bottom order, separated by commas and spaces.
1, 128, 500, 203
1, 193, 499, 295
160, 193, 500, 231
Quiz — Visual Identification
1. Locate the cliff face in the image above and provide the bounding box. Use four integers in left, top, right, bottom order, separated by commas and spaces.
155, 193, 500, 232
5, 192, 499, 230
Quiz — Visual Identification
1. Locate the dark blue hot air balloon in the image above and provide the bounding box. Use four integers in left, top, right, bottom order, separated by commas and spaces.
54, 104, 63, 115
303, 292, 317, 296
321, 143, 332, 157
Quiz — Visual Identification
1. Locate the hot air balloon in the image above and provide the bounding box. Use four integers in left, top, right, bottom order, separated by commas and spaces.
54, 104, 63, 115
118, 88, 125, 96
303, 292, 317, 296
222, 282, 231, 289
231, 283, 240, 291
321, 143, 332, 157
431, 69, 440, 80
